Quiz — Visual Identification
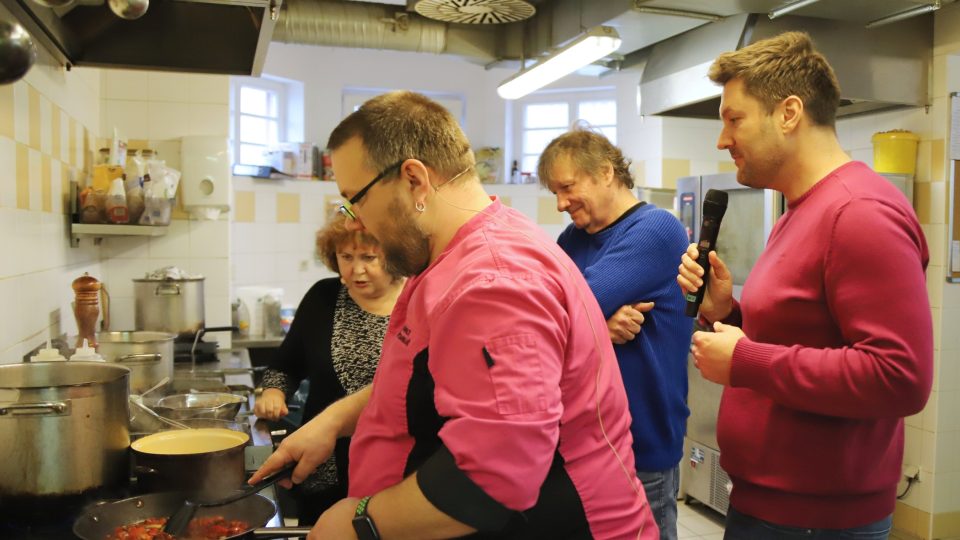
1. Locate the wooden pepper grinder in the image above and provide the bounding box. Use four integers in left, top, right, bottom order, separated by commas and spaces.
73, 273, 101, 348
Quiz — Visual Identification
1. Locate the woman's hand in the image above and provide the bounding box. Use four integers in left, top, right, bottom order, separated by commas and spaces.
254, 388, 289, 421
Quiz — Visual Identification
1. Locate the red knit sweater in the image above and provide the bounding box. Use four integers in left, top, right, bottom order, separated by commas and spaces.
719, 161, 933, 528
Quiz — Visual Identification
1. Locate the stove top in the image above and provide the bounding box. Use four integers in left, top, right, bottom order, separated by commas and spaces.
173, 338, 219, 363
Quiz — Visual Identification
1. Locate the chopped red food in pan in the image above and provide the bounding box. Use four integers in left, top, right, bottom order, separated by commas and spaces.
107, 516, 250, 540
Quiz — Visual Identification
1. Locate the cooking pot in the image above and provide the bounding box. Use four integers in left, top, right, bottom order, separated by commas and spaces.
154, 392, 245, 421
96, 331, 175, 394
73, 492, 310, 539
131, 428, 247, 498
0, 362, 130, 519
134, 277, 205, 337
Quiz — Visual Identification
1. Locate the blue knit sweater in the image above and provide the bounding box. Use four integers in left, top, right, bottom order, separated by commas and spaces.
558, 203, 693, 472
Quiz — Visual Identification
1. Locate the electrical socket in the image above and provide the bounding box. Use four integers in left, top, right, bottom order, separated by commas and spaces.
903, 464, 921, 480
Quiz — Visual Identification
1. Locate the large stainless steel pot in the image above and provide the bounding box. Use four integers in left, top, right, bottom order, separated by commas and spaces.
133, 277, 205, 337
0, 362, 130, 517
96, 331, 175, 394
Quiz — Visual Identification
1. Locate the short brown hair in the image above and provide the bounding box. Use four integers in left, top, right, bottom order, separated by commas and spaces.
315, 214, 401, 280
327, 91, 475, 184
537, 127, 634, 189
708, 31, 841, 127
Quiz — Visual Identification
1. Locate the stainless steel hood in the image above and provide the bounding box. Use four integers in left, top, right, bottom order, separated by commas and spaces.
639, 12, 932, 119
0, 0, 279, 75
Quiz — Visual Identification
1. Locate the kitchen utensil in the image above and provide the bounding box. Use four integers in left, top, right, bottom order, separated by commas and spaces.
139, 375, 169, 400
134, 276, 205, 337
0, 362, 130, 520
154, 391, 245, 420
108, 0, 148, 19
129, 395, 191, 433
131, 428, 247, 498
96, 330, 174, 394
0, 21, 36, 85
72, 491, 311, 539
163, 462, 295, 537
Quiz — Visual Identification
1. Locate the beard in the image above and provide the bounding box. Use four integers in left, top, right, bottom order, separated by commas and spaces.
379, 198, 432, 277
735, 123, 785, 189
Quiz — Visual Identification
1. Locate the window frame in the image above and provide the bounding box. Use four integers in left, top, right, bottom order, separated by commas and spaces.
511, 87, 617, 177
231, 77, 288, 166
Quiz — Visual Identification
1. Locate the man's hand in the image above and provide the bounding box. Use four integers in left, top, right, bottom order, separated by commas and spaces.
677, 243, 735, 323
607, 302, 655, 344
690, 321, 745, 386
253, 388, 289, 421
309, 497, 360, 540
248, 413, 337, 488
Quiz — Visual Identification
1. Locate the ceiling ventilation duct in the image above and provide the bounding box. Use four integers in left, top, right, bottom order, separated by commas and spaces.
413, 0, 534, 24
639, 12, 931, 119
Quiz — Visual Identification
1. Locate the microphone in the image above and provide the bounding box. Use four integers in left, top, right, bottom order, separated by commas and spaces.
685, 189, 729, 317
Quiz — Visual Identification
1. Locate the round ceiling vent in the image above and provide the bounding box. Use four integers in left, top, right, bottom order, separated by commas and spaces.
414, 0, 535, 24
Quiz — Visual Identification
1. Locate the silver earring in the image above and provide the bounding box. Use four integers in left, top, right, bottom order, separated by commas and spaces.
415, 201, 425, 213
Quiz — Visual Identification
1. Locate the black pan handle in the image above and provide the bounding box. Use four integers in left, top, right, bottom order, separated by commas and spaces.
250, 528, 311, 538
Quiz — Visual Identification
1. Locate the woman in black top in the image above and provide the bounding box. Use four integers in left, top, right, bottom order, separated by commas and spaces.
254, 214, 404, 525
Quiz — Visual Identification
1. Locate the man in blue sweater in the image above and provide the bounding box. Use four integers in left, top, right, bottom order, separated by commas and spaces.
539, 128, 693, 540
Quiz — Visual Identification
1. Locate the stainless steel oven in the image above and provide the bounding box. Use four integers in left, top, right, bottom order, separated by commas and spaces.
675, 173, 783, 515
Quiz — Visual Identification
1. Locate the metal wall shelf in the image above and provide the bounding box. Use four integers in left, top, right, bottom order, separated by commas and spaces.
70, 223, 168, 247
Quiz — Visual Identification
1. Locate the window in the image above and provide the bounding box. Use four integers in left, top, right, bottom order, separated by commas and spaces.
513, 88, 617, 176
231, 78, 287, 166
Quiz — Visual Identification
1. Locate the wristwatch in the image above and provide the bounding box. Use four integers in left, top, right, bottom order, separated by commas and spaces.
352, 495, 381, 540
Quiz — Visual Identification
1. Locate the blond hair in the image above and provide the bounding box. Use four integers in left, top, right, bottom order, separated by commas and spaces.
708, 31, 841, 127
315, 214, 402, 280
537, 128, 634, 189
327, 91, 475, 183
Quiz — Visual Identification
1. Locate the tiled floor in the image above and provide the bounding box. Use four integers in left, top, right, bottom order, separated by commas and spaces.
677, 499, 727, 539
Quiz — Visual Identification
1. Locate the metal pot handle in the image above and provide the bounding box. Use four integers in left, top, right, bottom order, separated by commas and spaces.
0, 401, 71, 416
155, 283, 182, 296
115, 353, 162, 363
132, 465, 159, 476
250, 528, 311, 538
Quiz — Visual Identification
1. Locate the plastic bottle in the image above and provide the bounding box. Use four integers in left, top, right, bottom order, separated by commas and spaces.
105, 177, 130, 224
30, 339, 67, 362
70, 339, 104, 362
510, 160, 519, 184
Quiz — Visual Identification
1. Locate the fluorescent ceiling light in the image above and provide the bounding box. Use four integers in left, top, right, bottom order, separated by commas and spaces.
497, 26, 621, 100
768, 0, 822, 20
865, 0, 939, 28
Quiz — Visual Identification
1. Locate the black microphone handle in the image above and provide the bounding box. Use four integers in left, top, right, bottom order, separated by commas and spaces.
685, 216, 722, 317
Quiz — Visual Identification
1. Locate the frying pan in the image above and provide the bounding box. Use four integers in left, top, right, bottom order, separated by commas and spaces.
73, 491, 311, 539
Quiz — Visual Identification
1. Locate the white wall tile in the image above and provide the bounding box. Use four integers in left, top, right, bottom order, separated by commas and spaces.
189, 219, 230, 259
935, 429, 960, 473
13, 81, 29, 145
148, 219, 190, 258
251, 222, 277, 253
148, 72, 191, 103
190, 258, 230, 300
939, 390, 960, 432
188, 104, 229, 136
102, 99, 150, 140
101, 235, 150, 260
933, 471, 960, 513
924, 389, 939, 432
923, 428, 937, 475
39, 95, 52, 155
275, 223, 300, 254
107, 296, 136, 332
253, 192, 277, 224
102, 70, 149, 101
147, 102, 192, 141
59, 110, 70, 162
0, 137, 14, 209
28, 148, 41, 212
187, 75, 229, 105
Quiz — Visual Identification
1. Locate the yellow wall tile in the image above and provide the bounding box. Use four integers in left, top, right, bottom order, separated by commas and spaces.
276, 193, 301, 223
537, 196, 563, 225
69, 117, 77, 168
0, 83, 12, 139
894, 502, 919, 539
234, 191, 255, 222
917, 509, 932, 539
662, 159, 691, 190
932, 510, 960, 539
718, 161, 737, 173
931, 139, 945, 183
51, 105, 60, 160
16, 143, 28, 209
916, 182, 932, 224
28, 86, 40, 150
41, 155, 51, 212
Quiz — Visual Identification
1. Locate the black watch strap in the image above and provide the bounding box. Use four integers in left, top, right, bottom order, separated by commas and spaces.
352, 495, 381, 540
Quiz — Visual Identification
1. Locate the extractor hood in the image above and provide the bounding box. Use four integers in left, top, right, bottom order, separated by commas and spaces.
0, 0, 280, 75
639, 12, 931, 119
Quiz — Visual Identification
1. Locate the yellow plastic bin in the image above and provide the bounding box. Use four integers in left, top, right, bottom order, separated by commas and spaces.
871, 130, 919, 175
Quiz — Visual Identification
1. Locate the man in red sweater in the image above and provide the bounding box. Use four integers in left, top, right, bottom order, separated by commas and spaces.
677, 31, 933, 539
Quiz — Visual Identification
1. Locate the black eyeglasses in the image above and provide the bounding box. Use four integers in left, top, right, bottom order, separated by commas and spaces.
338, 160, 404, 220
